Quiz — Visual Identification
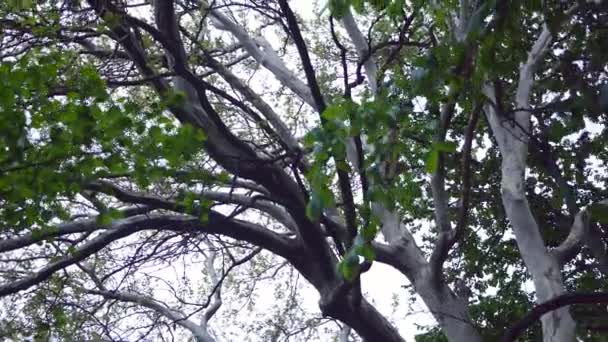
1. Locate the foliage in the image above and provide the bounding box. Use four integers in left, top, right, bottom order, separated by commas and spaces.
0, 0, 607, 341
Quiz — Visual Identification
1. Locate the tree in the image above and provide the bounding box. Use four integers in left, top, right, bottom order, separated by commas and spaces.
1, 0, 607, 341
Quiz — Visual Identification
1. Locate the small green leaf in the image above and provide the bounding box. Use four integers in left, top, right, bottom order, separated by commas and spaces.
338, 253, 361, 282
199, 198, 213, 224
7, 0, 32, 10
338, 261, 355, 281
322, 103, 345, 121
67, 245, 77, 256
434, 141, 457, 153
52, 307, 67, 330
328, 0, 349, 17
102, 12, 122, 29
361, 224, 378, 241
425, 149, 439, 173
96, 209, 123, 226
336, 160, 351, 172
358, 244, 376, 261
351, 0, 365, 13
31, 229, 44, 242
303, 127, 323, 148
306, 193, 323, 221
344, 251, 360, 266
589, 203, 608, 224
200, 210, 209, 224
96, 214, 112, 226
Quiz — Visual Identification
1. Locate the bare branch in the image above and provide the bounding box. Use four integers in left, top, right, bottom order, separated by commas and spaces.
0, 211, 297, 298
207, 4, 315, 108
341, 10, 377, 94
87, 288, 217, 342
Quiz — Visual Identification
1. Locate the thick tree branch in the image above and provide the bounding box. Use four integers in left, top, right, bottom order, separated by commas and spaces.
85, 180, 297, 232
0, 206, 151, 253
482, 7, 580, 340
500, 292, 608, 342
0, 211, 297, 298
553, 200, 608, 273
428, 97, 458, 285
0, 217, 162, 297
277, 0, 324, 111
174, 31, 300, 153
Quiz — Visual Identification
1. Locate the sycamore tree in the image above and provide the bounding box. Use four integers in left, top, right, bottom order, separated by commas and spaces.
1, 0, 608, 341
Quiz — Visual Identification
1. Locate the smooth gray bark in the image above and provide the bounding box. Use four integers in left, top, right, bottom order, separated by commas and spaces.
483, 23, 576, 341
343, 11, 483, 342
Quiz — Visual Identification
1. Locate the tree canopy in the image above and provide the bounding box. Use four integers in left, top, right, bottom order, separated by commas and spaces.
1, 0, 607, 341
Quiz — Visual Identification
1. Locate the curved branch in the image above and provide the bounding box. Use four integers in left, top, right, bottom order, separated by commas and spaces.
0, 217, 151, 297
202, 246, 262, 322
430, 103, 482, 280
85, 180, 298, 232
500, 292, 608, 342
0, 213, 297, 297
0, 206, 151, 253
87, 288, 216, 342
553, 199, 608, 273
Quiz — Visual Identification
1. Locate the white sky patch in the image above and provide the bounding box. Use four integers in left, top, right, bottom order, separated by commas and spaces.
412, 96, 427, 113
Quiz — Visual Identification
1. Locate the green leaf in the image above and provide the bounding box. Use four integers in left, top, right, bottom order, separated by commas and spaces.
328, 0, 349, 17
322, 103, 345, 121
199, 198, 213, 224
361, 224, 378, 241
52, 307, 67, 330
96, 208, 123, 226
303, 127, 323, 148
358, 244, 376, 261
387, 0, 405, 17
96, 213, 113, 226
425, 149, 439, 173
306, 193, 323, 221
344, 251, 359, 266
182, 192, 197, 213
200, 210, 209, 224
338, 261, 355, 281
434, 141, 457, 153
102, 12, 122, 29
320, 187, 335, 207
589, 203, 608, 224
7, 0, 32, 10
336, 160, 351, 172
67, 245, 77, 256
31, 229, 44, 243
351, 0, 365, 13
338, 252, 361, 282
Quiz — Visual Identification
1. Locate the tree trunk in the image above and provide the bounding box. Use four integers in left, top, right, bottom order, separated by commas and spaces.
501, 190, 576, 341
414, 267, 484, 342
484, 88, 577, 341
326, 297, 407, 342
